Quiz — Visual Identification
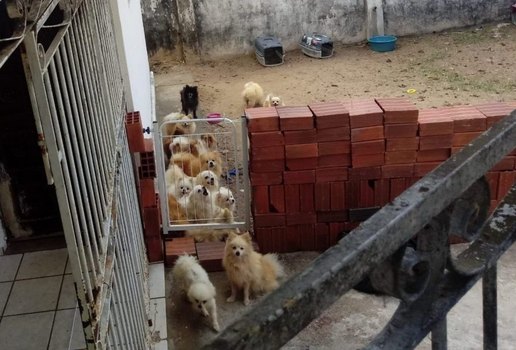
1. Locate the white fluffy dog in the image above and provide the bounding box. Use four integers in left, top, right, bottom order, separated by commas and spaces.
213, 187, 236, 213
242, 82, 264, 108
195, 170, 219, 193
187, 185, 214, 221
162, 112, 196, 136
263, 93, 284, 107
172, 255, 220, 332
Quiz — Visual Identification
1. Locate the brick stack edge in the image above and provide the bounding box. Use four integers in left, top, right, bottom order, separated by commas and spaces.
247, 100, 516, 253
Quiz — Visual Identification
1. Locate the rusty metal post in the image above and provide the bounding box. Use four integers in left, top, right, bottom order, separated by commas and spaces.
483, 265, 497, 350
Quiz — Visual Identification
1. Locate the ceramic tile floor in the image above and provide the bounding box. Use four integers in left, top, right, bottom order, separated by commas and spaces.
0, 248, 86, 350
148, 263, 169, 350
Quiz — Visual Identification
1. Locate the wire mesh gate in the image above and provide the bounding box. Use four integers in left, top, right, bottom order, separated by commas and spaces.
20, 0, 151, 349
154, 116, 251, 236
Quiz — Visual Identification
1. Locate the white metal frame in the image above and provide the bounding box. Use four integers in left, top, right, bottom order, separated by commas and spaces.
20, 0, 151, 348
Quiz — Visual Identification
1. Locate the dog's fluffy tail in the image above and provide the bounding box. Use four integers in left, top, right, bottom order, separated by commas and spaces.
262, 253, 285, 279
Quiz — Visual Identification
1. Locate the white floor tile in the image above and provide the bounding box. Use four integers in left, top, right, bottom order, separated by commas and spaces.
49, 309, 75, 349
71, 308, 87, 350
149, 263, 165, 299
0, 254, 22, 282
149, 297, 167, 340
0, 281, 12, 315
4, 276, 62, 315
17, 249, 68, 279
0, 311, 54, 350
58, 274, 77, 310
153, 339, 169, 350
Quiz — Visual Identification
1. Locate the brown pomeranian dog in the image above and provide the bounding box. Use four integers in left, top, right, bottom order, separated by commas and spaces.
172, 152, 202, 177
168, 192, 188, 224
223, 232, 284, 305
199, 151, 223, 177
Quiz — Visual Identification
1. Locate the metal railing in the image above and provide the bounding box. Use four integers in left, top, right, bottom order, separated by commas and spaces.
204, 111, 516, 349
20, 0, 151, 348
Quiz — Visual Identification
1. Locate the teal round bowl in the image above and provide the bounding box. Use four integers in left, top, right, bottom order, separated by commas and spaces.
368, 35, 397, 52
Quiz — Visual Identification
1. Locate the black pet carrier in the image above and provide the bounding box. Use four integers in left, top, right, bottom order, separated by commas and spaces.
254, 36, 284, 67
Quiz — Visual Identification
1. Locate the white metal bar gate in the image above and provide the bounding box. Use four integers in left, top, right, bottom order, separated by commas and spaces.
21, 0, 150, 348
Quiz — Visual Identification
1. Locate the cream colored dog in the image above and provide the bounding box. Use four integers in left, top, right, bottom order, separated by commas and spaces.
263, 93, 284, 107
172, 255, 221, 332
242, 82, 264, 108
223, 232, 284, 305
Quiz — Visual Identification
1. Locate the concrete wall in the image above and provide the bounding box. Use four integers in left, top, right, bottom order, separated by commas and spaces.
141, 0, 513, 58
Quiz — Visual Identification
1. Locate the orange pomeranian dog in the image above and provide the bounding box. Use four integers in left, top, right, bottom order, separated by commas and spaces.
172, 152, 202, 177
199, 151, 223, 177
223, 232, 284, 305
168, 192, 188, 224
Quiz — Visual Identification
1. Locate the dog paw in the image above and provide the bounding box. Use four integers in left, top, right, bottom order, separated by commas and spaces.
243, 298, 250, 306
213, 323, 221, 332
226, 296, 236, 303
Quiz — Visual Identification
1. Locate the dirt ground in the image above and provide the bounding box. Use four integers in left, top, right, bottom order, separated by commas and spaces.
151, 22, 516, 119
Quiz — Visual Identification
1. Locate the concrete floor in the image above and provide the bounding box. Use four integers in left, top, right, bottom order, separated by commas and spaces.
156, 72, 516, 350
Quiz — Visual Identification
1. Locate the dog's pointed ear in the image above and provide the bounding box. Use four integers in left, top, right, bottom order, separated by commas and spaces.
228, 232, 237, 241
241, 232, 252, 243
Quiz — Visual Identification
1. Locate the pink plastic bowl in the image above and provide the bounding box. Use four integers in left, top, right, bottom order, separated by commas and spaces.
207, 112, 223, 124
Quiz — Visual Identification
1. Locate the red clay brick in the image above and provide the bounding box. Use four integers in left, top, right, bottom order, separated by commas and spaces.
315, 223, 330, 251
318, 141, 351, 155
382, 164, 414, 178
417, 149, 451, 162
451, 147, 463, 155
315, 183, 331, 211
271, 227, 287, 253
317, 211, 348, 223
346, 99, 384, 128
300, 184, 315, 212
309, 101, 350, 129
329, 223, 346, 245
489, 199, 499, 215
386, 138, 419, 151
286, 213, 317, 226
254, 214, 286, 227
358, 180, 375, 208
349, 166, 382, 180
485, 172, 499, 200
251, 145, 285, 160
475, 102, 514, 128
374, 179, 391, 206
385, 151, 417, 165
143, 206, 160, 239
384, 123, 419, 138
284, 170, 315, 184
418, 108, 454, 136
255, 228, 273, 253
277, 106, 314, 131
252, 186, 269, 214
250, 131, 284, 148
165, 237, 196, 266
126, 112, 146, 153
285, 143, 318, 159
139, 179, 155, 209
452, 132, 483, 147
269, 185, 285, 213
330, 182, 346, 210
283, 129, 317, 145
146, 237, 163, 263
316, 167, 348, 183
196, 241, 225, 272
317, 126, 351, 142
351, 125, 384, 142
351, 139, 385, 155
448, 106, 486, 132
490, 157, 515, 172
286, 226, 302, 252
246, 107, 280, 132
390, 178, 407, 201
286, 157, 318, 170
419, 134, 453, 150
299, 225, 316, 251
497, 171, 516, 200
414, 162, 441, 177
251, 159, 285, 172
375, 98, 418, 124
285, 184, 300, 213
318, 154, 352, 168
352, 153, 385, 168
346, 180, 360, 208
250, 172, 283, 185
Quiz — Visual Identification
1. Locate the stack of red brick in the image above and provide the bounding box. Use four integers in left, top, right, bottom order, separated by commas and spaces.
125, 111, 163, 263
247, 100, 516, 253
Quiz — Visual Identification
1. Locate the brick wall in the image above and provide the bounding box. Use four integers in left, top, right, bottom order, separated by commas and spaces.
247, 100, 516, 253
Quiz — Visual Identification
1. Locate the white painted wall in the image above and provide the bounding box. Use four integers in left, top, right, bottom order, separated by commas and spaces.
110, 0, 153, 134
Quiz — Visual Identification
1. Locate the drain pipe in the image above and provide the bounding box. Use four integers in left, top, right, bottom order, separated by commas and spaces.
365, 0, 385, 38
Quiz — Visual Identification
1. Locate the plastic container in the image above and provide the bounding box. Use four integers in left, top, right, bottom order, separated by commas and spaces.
368, 35, 397, 52
255, 36, 284, 67
207, 112, 223, 124
299, 33, 334, 58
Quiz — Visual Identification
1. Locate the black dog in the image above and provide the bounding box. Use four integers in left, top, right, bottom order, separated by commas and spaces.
180, 85, 199, 119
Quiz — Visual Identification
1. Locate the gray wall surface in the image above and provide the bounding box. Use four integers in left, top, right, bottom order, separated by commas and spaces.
141, 0, 513, 58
